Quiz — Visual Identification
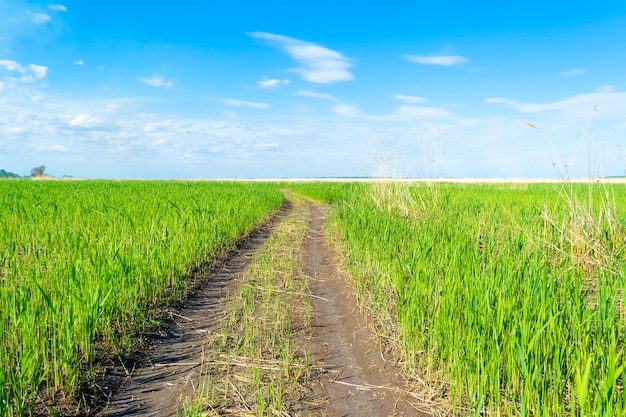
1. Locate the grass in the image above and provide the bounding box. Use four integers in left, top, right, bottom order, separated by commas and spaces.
5, 178, 626, 415
183, 194, 314, 416
0, 180, 283, 416
291, 180, 626, 416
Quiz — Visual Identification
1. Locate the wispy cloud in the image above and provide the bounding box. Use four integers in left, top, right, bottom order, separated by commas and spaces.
333, 104, 365, 118
39, 145, 69, 152
249, 32, 354, 84
74, 60, 84, 65
138, 74, 176, 88
403, 54, 469, 66
485, 87, 626, 120
28, 11, 51, 24
144, 120, 174, 132
255, 142, 279, 150
393, 94, 427, 104
48, 4, 67, 12
296, 90, 334, 100
560, 68, 587, 77
257, 77, 290, 88
219, 98, 270, 109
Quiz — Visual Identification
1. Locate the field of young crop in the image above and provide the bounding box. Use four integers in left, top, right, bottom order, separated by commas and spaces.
3, 179, 626, 416
292, 181, 626, 416
0, 180, 283, 416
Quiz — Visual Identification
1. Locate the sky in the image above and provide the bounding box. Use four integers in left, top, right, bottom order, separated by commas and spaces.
1, 1, 626, 179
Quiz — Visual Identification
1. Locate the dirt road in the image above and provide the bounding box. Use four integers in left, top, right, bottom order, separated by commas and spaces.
302, 202, 424, 416
95, 198, 426, 416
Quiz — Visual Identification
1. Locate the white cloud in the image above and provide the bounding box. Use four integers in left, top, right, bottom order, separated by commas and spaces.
249, 32, 354, 84
0, 60, 48, 82
0, 60, 21, 72
484, 97, 513, 105
18, 74, 37, 83
74, 60, 84, 65
296, 90, 335, 100
393, 94, 427, 104
153, 138, 168, 146
257, 77, 290, 88
28, 12, 51, 24
219, 98, 270, 109
29, 64, 47, 79
255, 142, 279, 150
144, 120, 174, 132
48, 4, 67, 11
106, 103, 119, 113
68, 113, 100, 127
139, 74, 176, 88
560, 68, 587, 77
403, 54, 469, 66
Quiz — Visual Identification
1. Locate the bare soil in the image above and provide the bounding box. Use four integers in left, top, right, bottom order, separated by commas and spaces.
302, 202, 426, 417
83, 198, 428, 416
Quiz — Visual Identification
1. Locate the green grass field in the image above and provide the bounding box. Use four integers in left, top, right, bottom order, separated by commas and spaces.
3, 179, 626, 415
0, 180, 283, 416
291, 181, 626, 416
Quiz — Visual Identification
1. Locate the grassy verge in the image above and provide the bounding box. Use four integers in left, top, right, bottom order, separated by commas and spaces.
183, 194, 315, 416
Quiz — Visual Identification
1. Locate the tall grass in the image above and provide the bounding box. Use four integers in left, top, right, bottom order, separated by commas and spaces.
292, 180, 626, 416
0, 180, 283, 416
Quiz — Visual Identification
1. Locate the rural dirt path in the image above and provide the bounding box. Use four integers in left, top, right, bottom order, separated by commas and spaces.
302, 202, 425, 417
94, 198, 427, 416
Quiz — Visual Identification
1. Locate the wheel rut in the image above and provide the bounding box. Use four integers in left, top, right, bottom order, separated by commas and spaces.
302, 202, 426, 416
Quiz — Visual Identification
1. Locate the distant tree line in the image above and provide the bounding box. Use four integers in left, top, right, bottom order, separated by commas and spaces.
0, 165, 48, 178
0, 169, 20, 178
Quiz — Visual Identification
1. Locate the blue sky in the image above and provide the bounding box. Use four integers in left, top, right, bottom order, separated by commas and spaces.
1, 1, 625, 178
